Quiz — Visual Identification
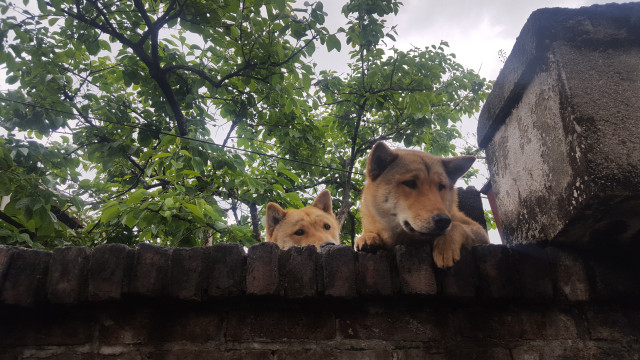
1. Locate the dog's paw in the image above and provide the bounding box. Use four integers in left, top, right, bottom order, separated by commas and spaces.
355, 233, 384, 252
432, 232, 463, 269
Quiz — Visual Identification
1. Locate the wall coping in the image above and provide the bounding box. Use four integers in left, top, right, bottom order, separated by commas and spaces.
476, 2, 640, 149
1, 240, 639, 308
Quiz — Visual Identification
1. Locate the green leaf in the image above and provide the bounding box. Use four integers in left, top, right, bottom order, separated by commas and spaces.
327, 35, 341, 52
182, 202, 204, 219
279, 169, 299, 183
101, 204, 120, 223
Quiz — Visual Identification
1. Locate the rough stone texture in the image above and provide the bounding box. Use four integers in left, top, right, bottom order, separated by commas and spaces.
478, 2, 640, 247
473, 244, 515, 300
439, 247, 478, 300
321, 244, 356, 298
395, 243, 437, 295
169, 247, 205, 301
205, 243, 247, 298
546, 246, 590, 302
88, 244, 134, 301
356, 250, 397, 296
0, 247, 51, 306
47, 247, 91, 304
457, 186, 487, 230
129, 243, 172, 297
511, 244, 554, 302
279, 245, 319, 298
1, 243, 640, 359
246, 241, 280, 296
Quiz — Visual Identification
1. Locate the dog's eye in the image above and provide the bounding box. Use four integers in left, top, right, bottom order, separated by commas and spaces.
324, 223, 331, 230
401, 180, 418, 189
438, 183, 446, 191
294, 229, 305, 236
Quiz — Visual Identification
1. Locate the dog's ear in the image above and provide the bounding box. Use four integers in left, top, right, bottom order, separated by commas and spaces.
312, 190, 333, 214
266, 202, 287, 239
367, 142, 398, 181
442, 155, 476, 185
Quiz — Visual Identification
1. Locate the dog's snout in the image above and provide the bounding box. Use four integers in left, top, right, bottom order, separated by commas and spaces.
432, 213, 451, 231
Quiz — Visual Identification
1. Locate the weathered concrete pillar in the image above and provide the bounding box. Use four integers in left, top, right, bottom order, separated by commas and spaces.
477, 3, 640, 246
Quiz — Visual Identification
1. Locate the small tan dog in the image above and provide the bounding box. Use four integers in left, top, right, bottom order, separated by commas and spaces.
355, 142, 489, 268
266, 190, 340, 249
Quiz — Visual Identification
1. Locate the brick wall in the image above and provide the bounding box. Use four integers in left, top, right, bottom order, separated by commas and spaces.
1, 241, 640, 360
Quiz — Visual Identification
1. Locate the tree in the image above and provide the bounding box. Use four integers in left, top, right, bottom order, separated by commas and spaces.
0, 0, 489, 249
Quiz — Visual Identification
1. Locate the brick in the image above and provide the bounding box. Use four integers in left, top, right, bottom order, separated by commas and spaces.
246, 242, 280, 296
457, 308, 578, 340
129, 243, 172, 297
339, 305, 451, 341
205, 243, 246, 298
590, 256, 640, 300
100, 307, 221, 345
356, 250, 397, 296
47, 246, 91, 304
395, 349, 446, 360
226, 307, 335, 341
444, 347, 511, 360
279, 245, 319, 298
546, 247, 589, 302
0, 247, 51, 306
395, 243, 437, 295
0, 246, 16, 286
169, 247, 205, 301
586, 307, 640, 341
322, 244, 356, 298
0, 307, 95, 346
473, 244, 514, 300
147, 350, 272, 360
440, 247, 477, 299
89, 244, 134, 301
511, 244, 554, 301
278, 349, 394, 360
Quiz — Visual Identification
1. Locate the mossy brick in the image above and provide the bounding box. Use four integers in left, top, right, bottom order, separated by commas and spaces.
395, 243, 437, 295
226, 307, 335, 341
0, 246, 16, 287
169, 247, 205, 301
129, 243, 172, 297
0, 247, 51, 307
88, 244, 134, 301
546, 247, 590, 302
205, 243, 247, 298
473, 244, 515, 300
439, 247, 478, 300
512, 244, 554, 302
47, 246, 91, 304
321, 244, 356, 298
246, 242, 280, 296
279, 245, 319, 298
339, 305, 451, 341
356, 250, 397, 296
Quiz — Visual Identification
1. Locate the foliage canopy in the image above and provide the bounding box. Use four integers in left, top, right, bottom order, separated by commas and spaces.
0, 0, 490, 249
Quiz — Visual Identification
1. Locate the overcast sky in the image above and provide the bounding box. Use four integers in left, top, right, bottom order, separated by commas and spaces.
310, 0, 632, 80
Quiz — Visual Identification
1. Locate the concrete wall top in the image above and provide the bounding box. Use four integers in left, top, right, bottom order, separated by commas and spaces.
477, 2, 640, 149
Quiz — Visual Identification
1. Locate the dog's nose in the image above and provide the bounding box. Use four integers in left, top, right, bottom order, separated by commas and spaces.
432, 213, 451, 232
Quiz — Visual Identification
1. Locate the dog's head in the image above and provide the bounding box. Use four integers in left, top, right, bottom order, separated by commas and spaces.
265, 190, 340, 249
365, 142, 475, 237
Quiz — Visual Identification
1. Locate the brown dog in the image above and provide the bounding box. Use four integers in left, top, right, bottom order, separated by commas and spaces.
355, 142, 489, 268
266, 190, 340, 249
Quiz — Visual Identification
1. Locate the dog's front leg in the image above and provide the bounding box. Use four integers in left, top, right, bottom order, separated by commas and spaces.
432, 222, 468, 268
